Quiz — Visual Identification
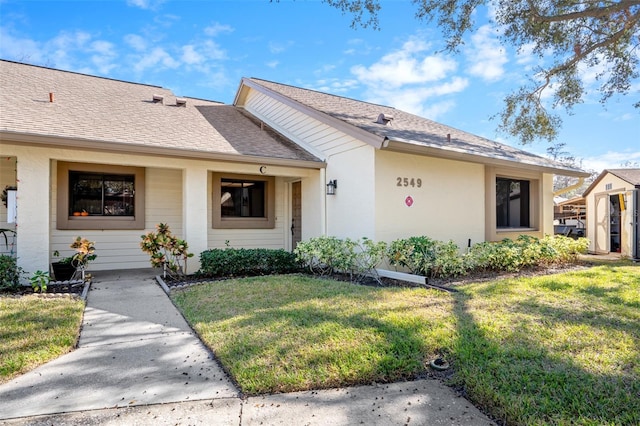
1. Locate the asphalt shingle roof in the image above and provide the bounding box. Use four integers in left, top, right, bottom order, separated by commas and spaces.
607, 168, 640, 186
0, 60, 321, 164
246, 78, 588, 175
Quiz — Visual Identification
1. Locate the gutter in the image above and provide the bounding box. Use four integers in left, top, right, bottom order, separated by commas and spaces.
0, 131, 326, 170
553, 177, 585, 197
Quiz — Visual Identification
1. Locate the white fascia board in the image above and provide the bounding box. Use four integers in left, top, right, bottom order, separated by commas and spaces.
382, 137, 590, 178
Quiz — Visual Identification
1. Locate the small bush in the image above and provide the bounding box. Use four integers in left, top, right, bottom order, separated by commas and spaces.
467, 235, 590, 273
294, 236, 387, 281
387, 236, 467, 278
140, 223, 193, 277
199, 248, 300, 277
0, 255, 22, 292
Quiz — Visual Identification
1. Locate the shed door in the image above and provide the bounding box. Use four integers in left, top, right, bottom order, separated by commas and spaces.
594, 193, 609, 254
633, 189, 640, 260
291, 181, 302, 250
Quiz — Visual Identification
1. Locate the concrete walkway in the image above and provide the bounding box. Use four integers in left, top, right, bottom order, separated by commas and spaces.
0, 270, 494, 425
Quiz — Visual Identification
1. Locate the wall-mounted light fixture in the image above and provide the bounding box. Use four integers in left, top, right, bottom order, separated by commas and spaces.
326, 179, 337, 195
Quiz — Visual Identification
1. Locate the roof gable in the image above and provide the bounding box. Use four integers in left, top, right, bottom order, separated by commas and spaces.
583, 168, 640, 196
241, 77, 589, 177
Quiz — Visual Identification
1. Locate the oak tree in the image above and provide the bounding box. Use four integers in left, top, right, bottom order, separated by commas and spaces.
322, 0, 640, 144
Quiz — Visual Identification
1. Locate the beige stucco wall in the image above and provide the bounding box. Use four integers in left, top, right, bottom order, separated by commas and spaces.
484, 165, 554, 242
325, 145, 377, 239
374, 150, 486, 250
585, 173, 636, 256
1, 142, 319, 276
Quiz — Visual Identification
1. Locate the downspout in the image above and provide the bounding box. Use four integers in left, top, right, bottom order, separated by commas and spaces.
553, 177, 585, 197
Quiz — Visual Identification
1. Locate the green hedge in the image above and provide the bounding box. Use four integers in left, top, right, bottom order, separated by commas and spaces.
0, 255, 22, 292
295, 235, 589, 280
199, 248, 301, 277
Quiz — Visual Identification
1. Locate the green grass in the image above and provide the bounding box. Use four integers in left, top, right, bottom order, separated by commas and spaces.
0, 295, 85, 383
172, 263, 640, 425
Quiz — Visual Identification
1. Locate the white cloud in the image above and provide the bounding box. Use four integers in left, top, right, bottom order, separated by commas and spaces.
268, 41, 293, 54
348, 34, 468, 118
126, 0, 165, 10
181, 45, 204, 65
465, 24, 508, 81
362, 78, 468, 118
582, 151, 640, 172
133, 47, 179, 72
266, 60, 279, 68
312, 78, 359, 94
124, 34, 147, 51
351, 37, 457, 88
204, 22, 233, 37
0, 27, 46, 64
90, 40, 117, 74
201, 40, 227, 61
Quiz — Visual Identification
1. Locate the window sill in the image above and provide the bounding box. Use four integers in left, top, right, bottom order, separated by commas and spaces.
496, 227, 538, 233
60, 216, 142, 230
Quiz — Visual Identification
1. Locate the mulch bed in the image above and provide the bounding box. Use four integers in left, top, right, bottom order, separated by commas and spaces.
157, 261, 591, 292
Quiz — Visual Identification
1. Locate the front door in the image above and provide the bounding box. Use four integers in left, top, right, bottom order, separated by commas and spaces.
291, 181, 302, 250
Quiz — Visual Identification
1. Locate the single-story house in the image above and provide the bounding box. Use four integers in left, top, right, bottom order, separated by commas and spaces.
0, 60, 588, 276
583, 169, 640, 259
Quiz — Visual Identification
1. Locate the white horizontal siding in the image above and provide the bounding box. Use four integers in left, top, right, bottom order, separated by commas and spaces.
51, 166, 183, 271
244, 90, 366, 158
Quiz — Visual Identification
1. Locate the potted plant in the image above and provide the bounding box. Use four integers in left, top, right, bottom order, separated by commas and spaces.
51, 237, 97, 281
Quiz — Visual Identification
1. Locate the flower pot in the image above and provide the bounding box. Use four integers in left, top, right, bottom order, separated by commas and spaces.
51, 262, 76, 281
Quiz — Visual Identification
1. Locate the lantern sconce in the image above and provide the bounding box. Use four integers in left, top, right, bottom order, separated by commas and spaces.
326, 179, 337, 195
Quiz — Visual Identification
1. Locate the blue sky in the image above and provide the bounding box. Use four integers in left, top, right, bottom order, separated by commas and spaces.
1, 0, 638, 172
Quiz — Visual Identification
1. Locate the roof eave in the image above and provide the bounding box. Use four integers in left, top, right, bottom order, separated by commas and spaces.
0, 131, 326, 169
382, 138, 590, 177
237, 78, 387, 149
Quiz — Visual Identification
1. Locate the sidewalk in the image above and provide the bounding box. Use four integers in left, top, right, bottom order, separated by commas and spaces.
0, 269, 494, 425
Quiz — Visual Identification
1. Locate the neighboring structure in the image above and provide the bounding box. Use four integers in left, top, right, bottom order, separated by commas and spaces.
0, 60, 588, 276
583, 169, 640, 259
554, 196, 586, 238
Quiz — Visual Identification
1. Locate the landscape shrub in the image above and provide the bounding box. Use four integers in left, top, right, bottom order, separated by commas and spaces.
296, 234, 589, 282
386, 236, 440, 276
467, 235, 589, 273
0, 255, 22, 292
387, 236, 467, 278
294, 236, 387, 281
543, 235, 589, 263
199, 248, 300, 277
140, 223, 193, 278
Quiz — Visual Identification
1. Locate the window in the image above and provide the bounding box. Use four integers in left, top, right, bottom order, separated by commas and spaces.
221, 179, 265, 218
212, 172, 275, 229
57, 162, 145, 230
496, 177, 530, 228
69, 172, 135, 216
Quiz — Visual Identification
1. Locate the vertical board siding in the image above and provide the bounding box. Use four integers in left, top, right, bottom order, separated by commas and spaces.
0, 156, 17, 256
244, 90, 366, 158
51, 167, 183, 271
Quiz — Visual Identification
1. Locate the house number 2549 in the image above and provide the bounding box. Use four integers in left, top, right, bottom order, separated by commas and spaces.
396, 177, 422, 188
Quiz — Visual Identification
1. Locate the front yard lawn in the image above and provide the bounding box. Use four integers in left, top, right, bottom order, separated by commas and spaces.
0, 295, 85, 384
172, 262, 639, 425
